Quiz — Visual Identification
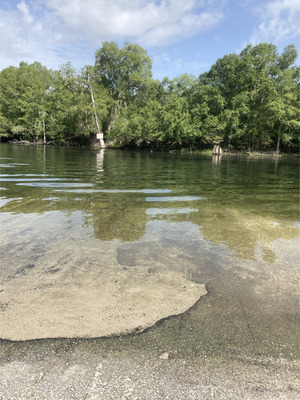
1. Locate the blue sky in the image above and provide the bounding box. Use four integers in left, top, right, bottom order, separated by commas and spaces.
0, 0, 299, 80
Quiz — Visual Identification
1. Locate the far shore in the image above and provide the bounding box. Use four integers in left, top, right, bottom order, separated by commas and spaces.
2, 139, 299, 158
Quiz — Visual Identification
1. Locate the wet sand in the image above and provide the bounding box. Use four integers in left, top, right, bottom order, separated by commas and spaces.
1, 342, 299, 400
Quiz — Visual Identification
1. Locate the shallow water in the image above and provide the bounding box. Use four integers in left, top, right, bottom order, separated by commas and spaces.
0, 144, 299, 358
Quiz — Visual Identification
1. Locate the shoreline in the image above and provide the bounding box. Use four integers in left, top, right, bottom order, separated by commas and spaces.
2, 140, 299, 157
1, 335, 299, 399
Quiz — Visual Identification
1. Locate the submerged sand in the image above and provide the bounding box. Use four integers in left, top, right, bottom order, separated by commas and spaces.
0, 235, 207, 341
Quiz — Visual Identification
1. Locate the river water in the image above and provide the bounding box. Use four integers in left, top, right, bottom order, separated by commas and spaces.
0, 144, 299, 359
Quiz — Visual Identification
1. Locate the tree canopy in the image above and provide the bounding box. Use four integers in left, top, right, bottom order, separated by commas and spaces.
0, 42, 299, 153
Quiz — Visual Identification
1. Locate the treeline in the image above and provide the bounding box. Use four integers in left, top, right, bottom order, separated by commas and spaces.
0, 42, 299, 152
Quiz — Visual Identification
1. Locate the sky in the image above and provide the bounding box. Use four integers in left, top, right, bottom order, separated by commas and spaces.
0, 0, 299, 80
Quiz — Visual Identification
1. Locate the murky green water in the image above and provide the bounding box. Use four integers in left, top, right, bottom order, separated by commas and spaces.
0, 144, 299, 359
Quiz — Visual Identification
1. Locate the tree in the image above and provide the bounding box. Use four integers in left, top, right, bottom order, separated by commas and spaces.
94, 42, 152, 134
48, 63, 91, 143
195, 43, 299, 152
0, 66, 19, 138
0, 62, 52, 142
267, 46, 300, 153
0, 41, 298, 152
48, 63, 107, 145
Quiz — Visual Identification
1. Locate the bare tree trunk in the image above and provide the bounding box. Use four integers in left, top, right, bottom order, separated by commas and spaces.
276, 123, 282, 155
88, 73, 106, 149
42, 117, 46, 144
212, 144, 223, 155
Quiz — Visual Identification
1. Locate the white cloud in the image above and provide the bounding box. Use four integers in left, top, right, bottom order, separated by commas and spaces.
250, 0, 300, 44
0, 0, 225, 71
140, 10, 223, 46
17, 0, 34, 24
45, 0, 223, 46
0, 1, 65, 69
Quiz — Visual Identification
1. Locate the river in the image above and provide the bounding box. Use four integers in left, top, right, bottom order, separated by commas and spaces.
0, 144, 299, 360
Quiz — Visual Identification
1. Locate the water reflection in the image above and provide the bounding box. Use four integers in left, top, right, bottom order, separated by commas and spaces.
212, 154, 222, 164
146, 208, 199, 215
145, 196, 204, 202
56, 189, 172, 194
96, 149, 105, 172
16, 182, 90, 187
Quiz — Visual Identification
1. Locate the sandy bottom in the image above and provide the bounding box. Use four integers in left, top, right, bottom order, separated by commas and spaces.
0, 233, 206, 341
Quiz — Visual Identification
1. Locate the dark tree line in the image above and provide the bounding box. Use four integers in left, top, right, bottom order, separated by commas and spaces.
0, 42, 299, 153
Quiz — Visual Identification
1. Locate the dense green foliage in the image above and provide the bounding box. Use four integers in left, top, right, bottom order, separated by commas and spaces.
0, 42, 299, 152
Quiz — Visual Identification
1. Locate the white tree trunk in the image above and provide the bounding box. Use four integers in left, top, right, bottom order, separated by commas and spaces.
42, 117, 46, 144
88, 73, 106, 149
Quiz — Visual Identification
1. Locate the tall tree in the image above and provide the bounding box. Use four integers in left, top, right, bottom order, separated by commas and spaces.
267, 45, 300, 153
0, 62, 52, 142
94, 42, 152, 134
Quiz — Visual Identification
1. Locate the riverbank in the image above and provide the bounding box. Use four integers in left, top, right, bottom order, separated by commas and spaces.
2, 138, 300, 157
1, 337, 299, 400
